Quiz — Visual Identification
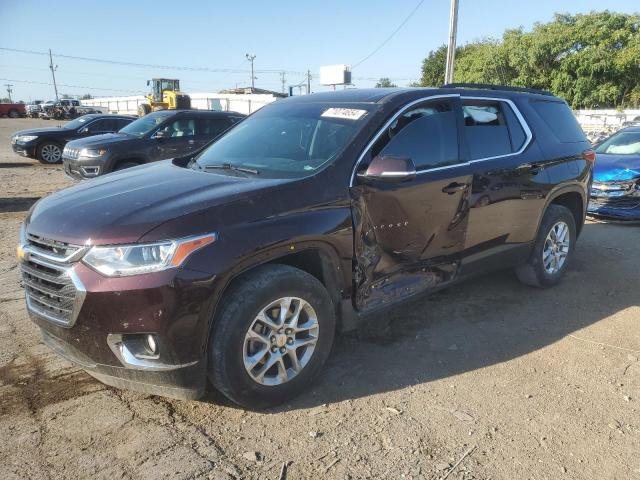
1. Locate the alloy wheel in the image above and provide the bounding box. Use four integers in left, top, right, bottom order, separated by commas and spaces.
243, 296, 319, 386
41, 144, 62, 163
542, 221, 570, 274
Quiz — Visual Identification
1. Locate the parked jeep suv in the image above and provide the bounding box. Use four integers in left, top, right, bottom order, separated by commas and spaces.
18, 85, 593, 408
62, 110, 245, 179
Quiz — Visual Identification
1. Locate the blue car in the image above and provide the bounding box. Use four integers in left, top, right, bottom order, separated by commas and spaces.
588, 126, 640, 220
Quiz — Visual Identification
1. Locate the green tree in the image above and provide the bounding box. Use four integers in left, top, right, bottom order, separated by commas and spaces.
418, 11, 640, 108
81, 93, 93, 100
375, 77, 398, 88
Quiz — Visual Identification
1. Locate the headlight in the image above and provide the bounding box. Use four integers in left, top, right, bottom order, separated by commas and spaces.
82, 233, 216, 277
79, 148, 107, 158
17, 135, 38, 142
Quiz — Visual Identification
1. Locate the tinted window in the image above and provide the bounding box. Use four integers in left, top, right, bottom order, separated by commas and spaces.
462, 100, 514, 160
87, 119, 116, 133
115, 118, 133, 130
531, 100, 586, 143
160, 118, 196, 137
372, 100, 459, 169
197, 117, 231, 137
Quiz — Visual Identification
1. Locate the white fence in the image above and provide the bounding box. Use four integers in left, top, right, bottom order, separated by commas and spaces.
81, 92, 279, 116
574, 109, 640, 131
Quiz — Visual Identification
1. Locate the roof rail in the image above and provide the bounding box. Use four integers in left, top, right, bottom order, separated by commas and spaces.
441, 83, 554, 97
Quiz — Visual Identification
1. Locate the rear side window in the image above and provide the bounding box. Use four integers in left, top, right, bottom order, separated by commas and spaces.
530, 100, 586, 143
462, 99, 527, 160
371, 99, 460, 169
198, 117, 232, 137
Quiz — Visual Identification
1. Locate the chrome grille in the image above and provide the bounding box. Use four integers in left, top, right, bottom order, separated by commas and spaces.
20, 234, 87, 327
63, 146, 80, 160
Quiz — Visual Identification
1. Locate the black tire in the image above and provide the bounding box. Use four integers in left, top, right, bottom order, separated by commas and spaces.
8, 109, 19, 118
114, 161, 141, 171
137, 104, 152, 117
36, 141, 63, 164
516, 204, 576, 288
209, 264, 335, 409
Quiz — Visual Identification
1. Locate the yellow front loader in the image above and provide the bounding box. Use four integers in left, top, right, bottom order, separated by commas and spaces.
137, 78, 191, 116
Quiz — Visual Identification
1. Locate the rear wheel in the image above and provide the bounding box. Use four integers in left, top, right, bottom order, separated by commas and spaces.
137, 104, 152, 117
208, 265, 335, 409
37, 142, 62, 164
516, 204, 576, 288
8, 109, 19, 118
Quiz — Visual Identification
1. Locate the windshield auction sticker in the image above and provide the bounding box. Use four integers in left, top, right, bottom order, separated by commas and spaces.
321, 108, 368, 120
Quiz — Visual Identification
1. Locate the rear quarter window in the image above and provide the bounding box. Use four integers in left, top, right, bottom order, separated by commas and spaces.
530, 100, 586, 143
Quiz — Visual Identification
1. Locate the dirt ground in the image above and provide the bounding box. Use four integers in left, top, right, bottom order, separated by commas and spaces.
0, 117, 638, 480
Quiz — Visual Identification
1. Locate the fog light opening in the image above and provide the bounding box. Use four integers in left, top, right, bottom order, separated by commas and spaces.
145, 334, 158, 357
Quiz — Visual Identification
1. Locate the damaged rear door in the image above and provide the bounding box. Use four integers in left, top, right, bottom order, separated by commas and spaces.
350, 95, 471, 311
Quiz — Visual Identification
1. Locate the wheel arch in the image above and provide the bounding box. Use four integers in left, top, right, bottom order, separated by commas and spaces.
206, 241, 347, 341
537, 184, 586, 239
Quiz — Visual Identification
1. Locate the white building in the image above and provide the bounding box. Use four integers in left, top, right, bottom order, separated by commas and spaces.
81, 89, 284, 116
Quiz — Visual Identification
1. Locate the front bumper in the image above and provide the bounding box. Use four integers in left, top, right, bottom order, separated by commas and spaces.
41, 329, 206, 399
12, 142, 37, 158
62, 155, 105, 180
22, 250, 217, 399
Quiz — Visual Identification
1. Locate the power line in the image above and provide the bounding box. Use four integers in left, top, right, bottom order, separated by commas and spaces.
0, 77, 143, 94
0, 47, 306, 75
352, 0, 425, 68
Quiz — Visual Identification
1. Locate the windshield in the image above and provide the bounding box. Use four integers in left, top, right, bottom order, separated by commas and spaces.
195, 102, 374, 179
596, 130, 640, 155
64, 116, 94, 130
119, 111, 174, 137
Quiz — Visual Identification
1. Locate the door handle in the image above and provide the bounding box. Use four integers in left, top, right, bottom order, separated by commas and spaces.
516, 163, 543, 174
442, 182, 469, 194
188, 139, 195, 145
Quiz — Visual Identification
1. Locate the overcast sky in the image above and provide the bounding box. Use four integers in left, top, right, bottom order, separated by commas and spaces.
1, 0, 638, 101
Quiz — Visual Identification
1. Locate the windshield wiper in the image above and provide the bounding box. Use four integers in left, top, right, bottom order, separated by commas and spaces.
203, 163, 259, 175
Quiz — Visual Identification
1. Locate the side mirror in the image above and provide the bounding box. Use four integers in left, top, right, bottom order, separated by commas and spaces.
153, 130, 168, 139
358, 155, 416, 183
79, 127, 89, 134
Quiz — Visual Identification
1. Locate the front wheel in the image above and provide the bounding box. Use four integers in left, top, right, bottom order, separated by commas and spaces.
516, 204, 576, 288
37, 141, 63, 164
208, 265, 335, 409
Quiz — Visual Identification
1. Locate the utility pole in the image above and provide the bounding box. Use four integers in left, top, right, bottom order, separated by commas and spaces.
4, 84, 13, 102
444, 0, 459, 84
280, 71, 286, 94
49, 49, 59, 100
245, 53, 256, 90
306, 70, 311, 95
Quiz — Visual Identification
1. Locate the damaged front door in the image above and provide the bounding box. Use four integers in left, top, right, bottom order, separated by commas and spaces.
351, 96, 471, 311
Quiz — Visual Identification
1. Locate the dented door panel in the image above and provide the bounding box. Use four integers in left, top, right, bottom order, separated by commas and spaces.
351, 165, 472, 311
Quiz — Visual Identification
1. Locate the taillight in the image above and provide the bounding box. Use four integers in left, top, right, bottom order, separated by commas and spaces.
582, 149, 596, 164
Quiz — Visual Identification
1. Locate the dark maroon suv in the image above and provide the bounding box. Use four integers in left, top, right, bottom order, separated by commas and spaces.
18, 85, 594, 408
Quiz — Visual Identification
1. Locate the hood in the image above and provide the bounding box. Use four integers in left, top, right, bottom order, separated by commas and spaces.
66, 132, 134, 148
26, 160, 288, 245
593, 153, 640, 182
13, 126, 70, 136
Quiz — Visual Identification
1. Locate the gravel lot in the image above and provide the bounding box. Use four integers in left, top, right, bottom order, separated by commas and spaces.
0, 117, 638, 480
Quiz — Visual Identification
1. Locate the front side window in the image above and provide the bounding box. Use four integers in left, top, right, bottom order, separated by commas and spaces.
595, 130, 640, 155
195, 102, 375, 179
160, 118, 196, 137
371, 100, 460, 169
